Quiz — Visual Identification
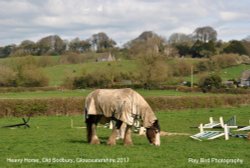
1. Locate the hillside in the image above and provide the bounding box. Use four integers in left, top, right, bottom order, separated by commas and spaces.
0, 56, 250, 87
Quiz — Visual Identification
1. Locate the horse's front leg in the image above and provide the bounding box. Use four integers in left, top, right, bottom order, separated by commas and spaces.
90, 123, 100, 144
123, 125, 133, 146
86, 115, 100, 144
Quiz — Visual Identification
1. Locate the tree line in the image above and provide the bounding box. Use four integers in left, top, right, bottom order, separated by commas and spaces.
0, 26, 250, 58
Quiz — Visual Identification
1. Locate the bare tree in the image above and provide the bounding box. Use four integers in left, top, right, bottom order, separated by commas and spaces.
192, 26, 217, 42
168, 33, 192, 44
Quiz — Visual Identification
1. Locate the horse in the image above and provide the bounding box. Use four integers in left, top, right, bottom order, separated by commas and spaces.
84, 88, 160, 146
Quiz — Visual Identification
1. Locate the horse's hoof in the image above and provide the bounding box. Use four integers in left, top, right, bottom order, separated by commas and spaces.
90, 139, 100, 144
107, 141, 116, 146
124, 141, 133, 146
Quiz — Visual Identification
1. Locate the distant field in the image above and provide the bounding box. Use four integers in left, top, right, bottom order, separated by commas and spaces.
1, 56, 249, 86
0, 106, 249, 168
0, 89, 217, 99
219, 64, 250, 80
43, 60, 137, 86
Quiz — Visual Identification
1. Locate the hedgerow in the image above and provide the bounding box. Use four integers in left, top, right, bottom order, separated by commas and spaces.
0, 94, 250, 117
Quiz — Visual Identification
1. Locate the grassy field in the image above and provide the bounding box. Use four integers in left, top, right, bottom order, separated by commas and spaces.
219, 64, 250, 81
43, 60, 137, 86
0, 106, 250, 168
1, 56, 249, 86
0, 89, 223, 99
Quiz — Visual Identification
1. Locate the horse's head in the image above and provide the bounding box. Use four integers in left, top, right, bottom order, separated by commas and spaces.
146, 120, 160, 146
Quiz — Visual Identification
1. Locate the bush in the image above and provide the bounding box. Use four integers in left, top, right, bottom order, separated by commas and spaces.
172, 60, 192, 76
1, 95, 250, 117
73, 71, 113, 89
211, 54, 242, 68
195, 60, 215, 72
38, 56, 55, 67
0, 87, 59, 93
199, 74, 222, 92
18, 65, 49, 87
0, 65, 18, 86
59, 52, 85, 64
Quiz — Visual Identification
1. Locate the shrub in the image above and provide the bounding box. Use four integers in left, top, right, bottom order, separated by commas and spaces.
211, 54, 242, 68
1, 95, 250, 117
18, 65, 49, 87
73, 70, 113, 89
195, 60, 215, 72
199, 74, 222, 92
172, 60, 192, 76
38, 56, 55, 67
59, 52, 85, 64
0, 65, 18, 86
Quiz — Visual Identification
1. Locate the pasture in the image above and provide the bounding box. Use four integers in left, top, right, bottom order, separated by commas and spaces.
1, 106, 249, 168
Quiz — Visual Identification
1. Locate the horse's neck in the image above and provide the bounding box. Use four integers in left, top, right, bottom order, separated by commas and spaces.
140, 107, 157, 128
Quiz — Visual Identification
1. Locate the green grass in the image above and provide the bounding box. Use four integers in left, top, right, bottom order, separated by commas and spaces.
43, 60, 137, 86
0, 89, 220, 99
219, 64, 250, 81
0, 106, 250, 167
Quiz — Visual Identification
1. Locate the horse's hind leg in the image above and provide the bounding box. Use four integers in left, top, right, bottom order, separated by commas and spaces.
123, 125, 133, 146
107, 120, 122, 146
86, 115, 100, 144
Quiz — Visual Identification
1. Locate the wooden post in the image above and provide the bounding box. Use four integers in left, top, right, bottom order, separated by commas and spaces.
209, 117, 213, 124
199, 124, 204, 133
71, 119, 74, 128
191, 65, 194, 88
247, 132, 250, 140
224, 124, 229, 140
220, 117, 224, 128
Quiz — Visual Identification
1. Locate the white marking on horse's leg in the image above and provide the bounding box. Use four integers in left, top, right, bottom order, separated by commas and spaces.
139, 127, 146, 135
90, 124, 100, 144
118, 123, 126, 139
109, 120, 114, 129
154, 132, 160, 146
107, 127, 117, 145
124, 126, 133, 146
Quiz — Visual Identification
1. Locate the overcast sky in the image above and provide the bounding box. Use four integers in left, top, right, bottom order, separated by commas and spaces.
0, 0, 250, 46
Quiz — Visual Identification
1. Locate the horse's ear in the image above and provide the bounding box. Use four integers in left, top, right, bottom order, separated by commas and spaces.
154, 120, 160, 131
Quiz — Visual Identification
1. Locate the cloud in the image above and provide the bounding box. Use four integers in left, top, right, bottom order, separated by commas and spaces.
0, 0, 250, 46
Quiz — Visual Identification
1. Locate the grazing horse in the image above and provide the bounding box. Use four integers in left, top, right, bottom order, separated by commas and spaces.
84, 88, 160, 146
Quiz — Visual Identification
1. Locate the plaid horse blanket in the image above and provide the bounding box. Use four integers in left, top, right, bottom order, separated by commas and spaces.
85, 88, 157, 128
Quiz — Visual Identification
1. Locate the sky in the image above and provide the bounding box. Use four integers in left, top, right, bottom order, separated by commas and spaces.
0, 0, 250, 47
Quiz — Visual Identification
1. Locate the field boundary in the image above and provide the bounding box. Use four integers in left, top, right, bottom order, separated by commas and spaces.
1, 94, 250, 117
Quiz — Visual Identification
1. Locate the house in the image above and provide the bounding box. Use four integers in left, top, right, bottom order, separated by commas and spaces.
240, 70, 250, 87
96, 53, 116, 62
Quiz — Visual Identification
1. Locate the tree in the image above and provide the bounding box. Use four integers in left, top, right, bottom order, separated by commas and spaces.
175, 44, 190, 57
11, 40, 37, 57
126, 31, 166, 58
0, 44, 16, 58
69, 38, 91, 53
168, 33, 192, 44
137, 52, 169, 88
36, 35, 66, 55
223, 40, 248, 55
90, 32, 116, 52
193, 26, 217, 42
190, 40, 216, 58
